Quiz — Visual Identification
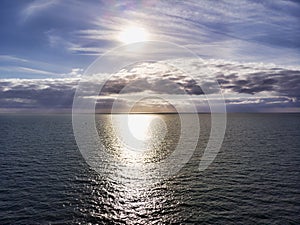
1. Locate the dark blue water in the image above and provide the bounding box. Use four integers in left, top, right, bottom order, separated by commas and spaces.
0, 114, 299, 224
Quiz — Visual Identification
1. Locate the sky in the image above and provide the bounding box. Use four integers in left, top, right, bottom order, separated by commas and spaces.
0, 0, 300, 112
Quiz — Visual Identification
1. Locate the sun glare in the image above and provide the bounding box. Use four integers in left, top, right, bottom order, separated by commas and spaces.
118, 26, 149, 44
127, 115, 155, 141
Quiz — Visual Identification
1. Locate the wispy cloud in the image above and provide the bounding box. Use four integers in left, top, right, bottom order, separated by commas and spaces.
0, 66, 65, 78
16, 0, 299, 64
22, 0, 59, 21
66, 1, 300, 64
0, 53, 79, 78
0, 0, 299, 113
0, 55, 29, 63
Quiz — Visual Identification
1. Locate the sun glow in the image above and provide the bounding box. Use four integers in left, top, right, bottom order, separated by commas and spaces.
112, 114, 157, 154
127, 114, 155, 141
111, 114, 168, 161
118, 26, 149, 44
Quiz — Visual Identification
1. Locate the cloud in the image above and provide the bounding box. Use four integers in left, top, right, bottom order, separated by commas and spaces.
0, 59, 299, 112
22, 0, 59, 21
1, 0, 298, 82
0, 66, 64, 78
62, 0, 300, 64
0, 53, 74, 79
217, 70, 300, 97
16, 0, 298, 64
0, 78, 78, 110
0, 55, 29, 63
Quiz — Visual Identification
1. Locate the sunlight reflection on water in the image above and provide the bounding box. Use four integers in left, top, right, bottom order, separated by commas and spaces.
97, 114, 179, 169
91, 114, 182, 223
1, 114, 299, 224
112, 114, 167, 153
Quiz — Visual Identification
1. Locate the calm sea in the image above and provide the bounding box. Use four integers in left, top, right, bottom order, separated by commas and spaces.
0, 114, 299, 224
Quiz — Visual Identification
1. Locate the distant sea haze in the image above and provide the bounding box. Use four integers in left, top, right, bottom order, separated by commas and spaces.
0, 113, 299, 224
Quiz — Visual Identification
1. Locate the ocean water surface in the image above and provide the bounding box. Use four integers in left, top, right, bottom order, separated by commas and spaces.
0, 113, 299, 224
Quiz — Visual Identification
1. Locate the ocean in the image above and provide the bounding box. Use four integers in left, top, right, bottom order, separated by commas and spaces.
0, 113, 299, 224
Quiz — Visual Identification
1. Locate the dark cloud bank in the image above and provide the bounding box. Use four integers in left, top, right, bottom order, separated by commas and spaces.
0, 60, 299, 112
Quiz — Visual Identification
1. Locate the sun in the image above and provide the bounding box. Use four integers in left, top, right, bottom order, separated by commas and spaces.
118, 26, 149, 44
